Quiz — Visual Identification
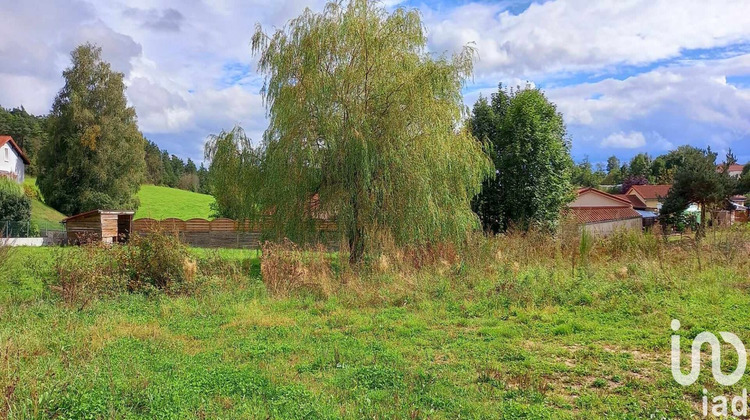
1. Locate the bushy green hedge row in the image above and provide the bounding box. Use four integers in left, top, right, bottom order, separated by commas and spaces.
0, 177, 31, 224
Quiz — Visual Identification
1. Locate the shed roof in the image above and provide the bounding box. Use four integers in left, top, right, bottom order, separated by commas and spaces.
0, 135, 31, 165
62, 209, 135, 223
635, 209, 658, 219
614, 194, 648, 209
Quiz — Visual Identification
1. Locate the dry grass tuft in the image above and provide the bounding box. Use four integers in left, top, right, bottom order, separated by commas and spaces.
50, 243, 126, 309
260, 239, 335, 297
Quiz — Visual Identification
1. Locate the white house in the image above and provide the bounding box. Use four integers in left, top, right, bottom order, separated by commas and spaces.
728, 164, 745, 178
0, 136, 29, 184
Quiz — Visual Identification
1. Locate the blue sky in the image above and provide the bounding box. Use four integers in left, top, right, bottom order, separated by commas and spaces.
1, 0, 750, 166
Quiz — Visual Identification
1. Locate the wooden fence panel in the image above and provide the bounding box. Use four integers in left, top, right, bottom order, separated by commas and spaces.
132, 217, 337, 249
210, 218, 236, 232
185, 218, 210, 232
161, 218, 186, 233
132, 218, 159, 231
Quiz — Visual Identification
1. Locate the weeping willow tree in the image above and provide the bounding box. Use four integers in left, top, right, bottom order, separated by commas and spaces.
251, 0, 492, 263
204, 126, 263, 221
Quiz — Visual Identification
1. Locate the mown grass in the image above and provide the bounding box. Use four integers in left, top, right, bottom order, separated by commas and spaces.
23, 177, 66, 229
19, 180, 217, 228
135, 185, 215, 220
0, 227, 749, 418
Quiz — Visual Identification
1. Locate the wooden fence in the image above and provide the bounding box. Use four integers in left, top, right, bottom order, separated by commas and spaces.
131, 218, 338, 249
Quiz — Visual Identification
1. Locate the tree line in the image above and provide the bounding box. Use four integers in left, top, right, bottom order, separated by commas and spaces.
572, 146, 744, 192
144, 140, 210, 195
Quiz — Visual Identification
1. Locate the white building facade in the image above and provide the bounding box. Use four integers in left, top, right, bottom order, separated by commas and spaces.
0, 136, 29, 184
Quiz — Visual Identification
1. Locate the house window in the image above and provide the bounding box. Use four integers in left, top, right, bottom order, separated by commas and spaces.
4, 148, 8, 162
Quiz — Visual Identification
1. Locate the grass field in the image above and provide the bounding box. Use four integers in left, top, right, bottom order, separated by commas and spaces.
135, 185, 216, 220
0, 228, 749, 418
21, 180, 216, 224
23, 177, 66, 229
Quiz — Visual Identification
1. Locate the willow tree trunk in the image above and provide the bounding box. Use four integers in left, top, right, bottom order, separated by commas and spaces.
348, 193, 365, 265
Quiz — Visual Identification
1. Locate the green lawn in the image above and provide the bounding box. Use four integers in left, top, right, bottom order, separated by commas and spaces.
135, 184, 215, 220
30, 199, 66, 229
23, 177, 66, 229
0, 228, 748, 418
18, 180, 215, 228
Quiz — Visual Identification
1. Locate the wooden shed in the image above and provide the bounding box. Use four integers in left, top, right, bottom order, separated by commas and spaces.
62, 210, 135, 244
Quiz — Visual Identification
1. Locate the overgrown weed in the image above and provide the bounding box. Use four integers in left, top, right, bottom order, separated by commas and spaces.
260, 240, 334, 298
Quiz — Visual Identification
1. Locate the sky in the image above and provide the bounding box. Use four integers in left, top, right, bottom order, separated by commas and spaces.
2, 0, 750, 166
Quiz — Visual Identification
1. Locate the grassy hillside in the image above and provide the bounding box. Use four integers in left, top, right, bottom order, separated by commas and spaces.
23, 177, 66, 229
135, 184, 215, 220
30, 199, 66, 228
19, 180, 214, 225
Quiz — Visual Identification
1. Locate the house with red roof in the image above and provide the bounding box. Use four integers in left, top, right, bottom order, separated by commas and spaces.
0, 135, 30, 184
725, 164, 745, 178
567, 188, 642, 236
625, 184, 671, 212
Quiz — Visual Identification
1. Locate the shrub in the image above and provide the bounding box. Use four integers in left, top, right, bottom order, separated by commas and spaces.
117, 231, 195, 291
22, 183, 41, 201
48, 244, 127, 308
261, 240, 333, 297
48, 231, 197, 305
0, 178, 31, 227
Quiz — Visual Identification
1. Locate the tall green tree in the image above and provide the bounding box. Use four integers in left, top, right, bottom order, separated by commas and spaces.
628, 153, 652, 179
469, 85, 573, 233
661, 146, 734, 239
197, 164, 211, 195
252, 0, 491, 263
650, 146, 702, 184
144, 140, 165, 185
0, 106, 48, 175
494, 88, 573, 231
204, 126, 263, 220
725, 148, 738, 166
606, 156, 620, 174
735, 164, 750, 196
469, 92, 505, 233
572, 156, 604, 188
37, 44, 145, 215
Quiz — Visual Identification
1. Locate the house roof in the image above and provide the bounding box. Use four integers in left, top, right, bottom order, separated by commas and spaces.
614, 194, 648, 209
627, 184, 671, 200
728, 164, 745, 173
62, 209, 135, 223
568, 206, 642, 224
635, 209, 658, 218
575, 187, 634, 206
0, 135, 31, 165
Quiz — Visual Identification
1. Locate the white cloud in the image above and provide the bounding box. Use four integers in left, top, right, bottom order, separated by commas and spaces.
601, 131, 646, 149
1, 0, 750, 164
548, 54, 750, 132
422, 0, 750, 81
